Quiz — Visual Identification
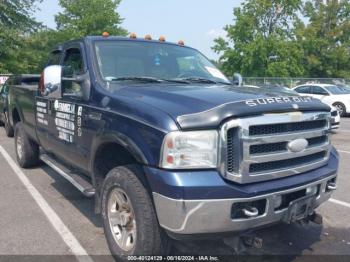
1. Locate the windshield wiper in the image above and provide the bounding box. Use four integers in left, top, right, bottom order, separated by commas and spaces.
108, 76, 163, 83
161, 79, 191, 84
176, 77, 231, 85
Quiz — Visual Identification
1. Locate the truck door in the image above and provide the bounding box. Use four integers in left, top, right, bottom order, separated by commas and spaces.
49, 45, 93, 173
35, 50, 62, 152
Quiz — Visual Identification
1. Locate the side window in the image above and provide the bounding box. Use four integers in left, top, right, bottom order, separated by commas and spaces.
62, 48, 84, 77
62, 48, 84, 97
312, 86, 329, 95
295, 86, 311, 94
47, 51, 61, 66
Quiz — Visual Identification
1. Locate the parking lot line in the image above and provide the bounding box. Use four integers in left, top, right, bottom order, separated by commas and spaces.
337, 130, 350, 133
0, 146, 93, 262
337, 149, 350, 154
330, 198, 350, 208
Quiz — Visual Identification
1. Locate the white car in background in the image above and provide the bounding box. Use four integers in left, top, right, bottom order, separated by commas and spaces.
330, 105, 340, 129
293, 84, 350, 116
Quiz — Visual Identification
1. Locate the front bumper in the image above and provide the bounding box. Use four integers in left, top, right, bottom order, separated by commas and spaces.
145, 148, 339, 235
153, 175, 336, 235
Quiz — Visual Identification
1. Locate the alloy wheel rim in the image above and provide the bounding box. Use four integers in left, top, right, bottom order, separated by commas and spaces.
107, 188, 136, 251
336, 105, 344, 115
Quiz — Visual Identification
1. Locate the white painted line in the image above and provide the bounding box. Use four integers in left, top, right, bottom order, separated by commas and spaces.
330, 198, 350, 209
337, 150, 350, 154
337, 130, 350, 133
0, 146, 93, 262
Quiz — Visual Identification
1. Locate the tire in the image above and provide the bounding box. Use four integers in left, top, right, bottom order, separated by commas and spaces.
333, 102, 346, 117
15, 122, 39, 168
4, 112, 14, 137
101, 166, 170, 261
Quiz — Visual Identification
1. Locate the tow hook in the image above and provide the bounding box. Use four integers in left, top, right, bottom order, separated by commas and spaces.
327, 182, 337, 191
242, 206, 259, 218
224, 234, 263, 254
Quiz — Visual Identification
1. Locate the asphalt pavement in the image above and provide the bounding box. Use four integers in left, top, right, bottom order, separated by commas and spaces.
0, 118, 349, 261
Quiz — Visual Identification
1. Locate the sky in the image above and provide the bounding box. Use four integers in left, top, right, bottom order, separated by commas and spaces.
34, 0, 245, 59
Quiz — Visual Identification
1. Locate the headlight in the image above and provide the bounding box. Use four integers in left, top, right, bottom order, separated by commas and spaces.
160, 130, 219, 169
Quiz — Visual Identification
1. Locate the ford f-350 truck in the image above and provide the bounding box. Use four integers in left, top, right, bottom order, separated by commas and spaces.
8, 35, 338, 260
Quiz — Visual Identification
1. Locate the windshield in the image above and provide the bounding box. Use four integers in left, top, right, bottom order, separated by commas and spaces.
94, 40, 230, 85
324, 85, 350, 95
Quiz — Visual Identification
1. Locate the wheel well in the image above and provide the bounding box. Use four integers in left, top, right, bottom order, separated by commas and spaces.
93, 143, 140, 189
333, 102, 345, 107
92, 142, 154, 214
12, 108, 21, 125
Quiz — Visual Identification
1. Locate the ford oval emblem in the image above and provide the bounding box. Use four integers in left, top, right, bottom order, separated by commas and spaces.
287, 138, 308, 153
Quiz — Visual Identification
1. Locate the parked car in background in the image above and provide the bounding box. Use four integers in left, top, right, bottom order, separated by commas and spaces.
246, 84, 340, 129
0, 75, 40, 137
330, 106, 340, 129
245, 84, 299, 96
293, 84, 350, 116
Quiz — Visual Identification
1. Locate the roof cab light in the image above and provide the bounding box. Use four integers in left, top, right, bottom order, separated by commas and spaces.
102, 31, 110, 37
160, 131, 219, 169
130, 33, 137, 39
178, 40, 185, 46
145, 34, 152, 40
159, 36, 166, 42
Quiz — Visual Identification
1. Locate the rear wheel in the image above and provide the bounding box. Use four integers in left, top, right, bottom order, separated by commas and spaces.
15, 122, 39, 168
4, 112, 14, 137
101, 166, 170, 261
333, 102, 346, 117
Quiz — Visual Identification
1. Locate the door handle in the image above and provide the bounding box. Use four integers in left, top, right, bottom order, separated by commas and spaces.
86, 112, 101, 121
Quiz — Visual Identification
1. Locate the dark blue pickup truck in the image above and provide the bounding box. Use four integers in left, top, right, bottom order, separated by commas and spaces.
8, 35, 338, 260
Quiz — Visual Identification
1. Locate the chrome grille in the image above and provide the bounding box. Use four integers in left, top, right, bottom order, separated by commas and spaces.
249, 135, 328, 155
220, 112, 331, 184
249, 151, 326, 174
249, 120, 327, 136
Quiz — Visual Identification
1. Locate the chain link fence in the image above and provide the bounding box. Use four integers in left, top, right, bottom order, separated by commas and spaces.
243, 77, 350, 88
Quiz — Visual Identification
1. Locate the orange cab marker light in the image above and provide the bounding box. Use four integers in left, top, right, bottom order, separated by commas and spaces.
159, 36, 166, 42
102, 32, 110, 37
145, 34, 152, 40
130, 33, 137, 39
178, 40, 185, 46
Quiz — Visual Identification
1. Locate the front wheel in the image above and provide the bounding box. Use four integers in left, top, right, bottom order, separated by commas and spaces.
101, 166, 170, 261
333, 102, 346, 117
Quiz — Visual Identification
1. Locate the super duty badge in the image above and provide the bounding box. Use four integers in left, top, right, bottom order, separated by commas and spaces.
245, 96, 313, 107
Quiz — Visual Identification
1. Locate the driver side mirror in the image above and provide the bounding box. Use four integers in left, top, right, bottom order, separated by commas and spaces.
232, 73, 243, 86
40, 65, 62, 99
40, 65, 91, 101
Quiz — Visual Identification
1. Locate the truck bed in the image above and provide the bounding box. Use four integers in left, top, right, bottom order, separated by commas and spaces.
9, 85, 39, 142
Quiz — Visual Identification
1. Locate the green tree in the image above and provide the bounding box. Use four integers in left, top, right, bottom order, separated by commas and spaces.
0, 0, 41, 73
213, 0, 305, 77
55, 0, 127, 40
296, 0, 350, 78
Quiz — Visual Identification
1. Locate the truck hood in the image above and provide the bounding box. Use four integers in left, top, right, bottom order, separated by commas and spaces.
115, 84, 330, 129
